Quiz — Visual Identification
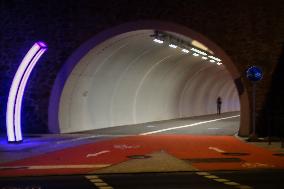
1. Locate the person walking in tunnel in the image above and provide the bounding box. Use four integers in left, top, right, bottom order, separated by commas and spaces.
217, 96, 222, 115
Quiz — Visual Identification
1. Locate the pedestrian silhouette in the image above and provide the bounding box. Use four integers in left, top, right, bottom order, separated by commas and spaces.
217, 97, 222, 115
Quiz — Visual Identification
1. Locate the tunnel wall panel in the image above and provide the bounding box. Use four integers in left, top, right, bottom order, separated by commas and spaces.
59, 31, 240, 133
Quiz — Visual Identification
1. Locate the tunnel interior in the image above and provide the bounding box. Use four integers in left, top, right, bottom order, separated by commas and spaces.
58, 30, 240, 133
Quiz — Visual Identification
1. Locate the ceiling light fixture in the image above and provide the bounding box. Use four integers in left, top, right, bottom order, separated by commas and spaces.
169, 44, 177, 48
182, 49, 189, 53
191, 48, 207, 56
208, 56, 221, 62
153, 38, 164, 44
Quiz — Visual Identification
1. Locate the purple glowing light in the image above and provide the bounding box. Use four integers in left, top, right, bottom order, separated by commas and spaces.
6, 42, 47, 142
37, 41, 47, 48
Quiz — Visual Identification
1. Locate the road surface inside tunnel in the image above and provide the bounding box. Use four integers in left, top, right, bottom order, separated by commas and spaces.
76, 111, 240, 136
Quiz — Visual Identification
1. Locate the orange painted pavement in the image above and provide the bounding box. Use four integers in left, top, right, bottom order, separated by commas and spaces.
0, 135, 283, 177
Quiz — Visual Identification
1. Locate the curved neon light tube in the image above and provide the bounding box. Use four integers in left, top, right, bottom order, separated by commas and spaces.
6, 42, 47, 142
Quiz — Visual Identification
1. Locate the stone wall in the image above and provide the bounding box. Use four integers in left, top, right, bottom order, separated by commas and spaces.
0, 0, 283, 134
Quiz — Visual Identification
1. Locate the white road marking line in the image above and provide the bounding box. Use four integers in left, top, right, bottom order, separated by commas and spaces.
208, 147, 225, 153
140, 115, 240, 135
208, 128, 220, 130
86, 150, 110, 158
55, 135, 101, 144
0, 164, 110, 170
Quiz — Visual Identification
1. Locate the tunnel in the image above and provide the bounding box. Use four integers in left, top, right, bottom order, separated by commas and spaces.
48, 22, 247, 135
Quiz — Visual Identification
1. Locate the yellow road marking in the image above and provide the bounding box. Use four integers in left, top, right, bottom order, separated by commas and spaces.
196, 172, 211, 176
90, 178, 104, 183
196, 171, 253, 189
94, 182, 108, 187
224, 181, 240, 186
86, 175, 99, 179
85, 174, 113, 189
214, 178, 230, 182
204, 175, 219, 179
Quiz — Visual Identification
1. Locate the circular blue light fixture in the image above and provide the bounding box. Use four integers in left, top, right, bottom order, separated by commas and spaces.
246, 66, 263, 82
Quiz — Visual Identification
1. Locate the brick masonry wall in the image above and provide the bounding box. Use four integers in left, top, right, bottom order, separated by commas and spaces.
0, 0, 283, 134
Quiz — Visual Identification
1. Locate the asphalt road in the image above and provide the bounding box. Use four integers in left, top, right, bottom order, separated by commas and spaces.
79, 111, 240, 136
0, 170, 284, 189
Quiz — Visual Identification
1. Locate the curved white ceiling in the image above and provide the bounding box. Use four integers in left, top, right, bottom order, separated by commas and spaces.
59, 30, 240, 133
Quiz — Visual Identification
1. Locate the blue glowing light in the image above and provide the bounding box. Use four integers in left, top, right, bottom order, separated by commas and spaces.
246, 66, 263, 82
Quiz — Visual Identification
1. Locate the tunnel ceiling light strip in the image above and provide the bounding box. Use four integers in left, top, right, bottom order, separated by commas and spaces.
153, 38, 164, 44
182, 49, 189, 53
191, 48, 207, 56
6, 42, 47, 142
208, 55, 221, 62
169, 44, 177, 48
151, 31, 223, 65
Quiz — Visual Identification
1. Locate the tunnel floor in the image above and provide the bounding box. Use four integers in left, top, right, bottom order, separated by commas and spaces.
76, 111, 240, 136
1, 134, 284, 177
1, 111, 284, 177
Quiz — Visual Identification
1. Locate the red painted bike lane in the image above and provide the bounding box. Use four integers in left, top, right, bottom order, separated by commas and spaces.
0, 135, 283, 176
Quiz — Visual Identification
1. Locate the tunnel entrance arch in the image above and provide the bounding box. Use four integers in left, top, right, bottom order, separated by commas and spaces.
49, 21, 250, 136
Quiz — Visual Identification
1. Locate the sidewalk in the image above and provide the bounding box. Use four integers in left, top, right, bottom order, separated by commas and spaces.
235, 134, 284, 154
0, 134, 111, 163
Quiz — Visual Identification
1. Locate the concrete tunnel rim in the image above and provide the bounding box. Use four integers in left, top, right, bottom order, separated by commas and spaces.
48, 20, 250, 135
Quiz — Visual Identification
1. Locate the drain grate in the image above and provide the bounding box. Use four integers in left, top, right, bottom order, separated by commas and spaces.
127, 155, 151, 159
273, 153, 284, 156
183, 158, 244, 163
222, 152, 250, 156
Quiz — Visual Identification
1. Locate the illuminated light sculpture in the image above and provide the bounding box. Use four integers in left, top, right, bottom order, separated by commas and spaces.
6, 42, 47, 142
